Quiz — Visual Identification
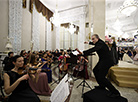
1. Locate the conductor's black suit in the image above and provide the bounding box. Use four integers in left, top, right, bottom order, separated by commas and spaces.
83, 39, 119, 94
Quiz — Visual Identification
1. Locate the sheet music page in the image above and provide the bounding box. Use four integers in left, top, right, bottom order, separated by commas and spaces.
72, 50, 79, 55
50, 74, 70, 102
72, 50, 83, 55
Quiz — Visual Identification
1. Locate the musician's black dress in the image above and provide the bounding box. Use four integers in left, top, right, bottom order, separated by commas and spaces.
6, 71, 40, 102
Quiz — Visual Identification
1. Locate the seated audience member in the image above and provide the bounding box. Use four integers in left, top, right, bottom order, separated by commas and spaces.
133, 47, 138, 61
28, 54, 52, 95
127, 49, 134, 59
3, 52, 14, 71
118, 47, 125, 61
4, 55, 40, 102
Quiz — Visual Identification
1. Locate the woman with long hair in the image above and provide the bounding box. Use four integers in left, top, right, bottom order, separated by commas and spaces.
4, 55, 40, 102
41, 53, 52, 83
28, 54, 52, 95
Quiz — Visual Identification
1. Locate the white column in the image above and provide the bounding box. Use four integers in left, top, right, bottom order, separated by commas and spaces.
92, 0, 105, 71
46, 21, 52, 50
32, 4, 40, 51
78, 14, 86, 50
56, 26, 60, 49
93, 0, 105, 40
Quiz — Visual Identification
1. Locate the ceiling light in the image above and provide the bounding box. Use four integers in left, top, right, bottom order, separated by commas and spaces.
123, 32, 129, 38
113, 19, 122, 31
69, 23, 76, 34
50, 0, 60, 27
119, 0, 138, 16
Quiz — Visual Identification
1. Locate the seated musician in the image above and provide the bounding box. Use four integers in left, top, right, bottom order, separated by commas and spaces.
41, 53, 52, 83
53, 50, 60, 62
65, 51, 71, 58
58, 51, 69, 73
28, 54, 52, 95
4, 55, 40, 102
73, 55, 89, 79
47, 52, 54, 68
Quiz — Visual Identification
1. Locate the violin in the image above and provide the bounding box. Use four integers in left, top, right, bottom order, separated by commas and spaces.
17, 66, 50, 75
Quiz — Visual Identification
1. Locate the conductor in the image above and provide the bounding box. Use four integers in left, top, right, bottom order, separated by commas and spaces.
83, 34, 120, 98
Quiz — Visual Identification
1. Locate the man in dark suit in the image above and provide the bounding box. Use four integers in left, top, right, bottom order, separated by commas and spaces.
83, 34, 120, 97
3, 52, 14, 71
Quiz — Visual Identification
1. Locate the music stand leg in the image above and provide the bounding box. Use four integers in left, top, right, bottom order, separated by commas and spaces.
50, 64, 60, 86
76, 59, 92, 96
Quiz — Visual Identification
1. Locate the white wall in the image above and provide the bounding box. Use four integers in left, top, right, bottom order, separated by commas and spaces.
21, 0, 31, 51
0, 0, 9, 51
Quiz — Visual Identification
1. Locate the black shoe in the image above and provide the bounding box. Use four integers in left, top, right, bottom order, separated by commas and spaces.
107, 92, 120, 98
94, 86, 105, 89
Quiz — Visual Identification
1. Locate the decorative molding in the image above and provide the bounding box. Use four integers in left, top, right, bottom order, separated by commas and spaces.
9, 0, 22, 53
59, 6, 86, 50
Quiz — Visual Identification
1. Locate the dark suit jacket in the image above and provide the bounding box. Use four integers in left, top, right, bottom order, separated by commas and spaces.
83, 39, 113, 64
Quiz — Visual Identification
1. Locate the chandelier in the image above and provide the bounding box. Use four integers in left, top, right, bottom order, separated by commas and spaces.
113, 19, 122, 31
50, 0, 60, 27
119, 0, 138, 16
69, 23, 76, 34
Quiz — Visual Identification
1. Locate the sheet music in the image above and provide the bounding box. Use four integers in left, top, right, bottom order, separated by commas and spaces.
50, 74, 70, 102
72, 50, 79, 55
72, 50, 83, 55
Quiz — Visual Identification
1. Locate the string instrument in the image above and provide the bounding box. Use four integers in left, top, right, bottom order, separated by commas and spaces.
46, 57, 53, 65
59, 56, 68, 71
74, 48, 88, 71
75, 57, 84, 71
17, 67, 50, 75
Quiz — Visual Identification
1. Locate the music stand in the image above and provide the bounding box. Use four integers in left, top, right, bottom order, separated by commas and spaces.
50, 62, 61, 86
66, 53, 78, 81
76, 54, 95, 97
51, 56, 74, 86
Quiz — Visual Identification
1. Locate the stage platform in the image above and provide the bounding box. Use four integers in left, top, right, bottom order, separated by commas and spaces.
109, 61, 138, 88
83, 88, 128, 102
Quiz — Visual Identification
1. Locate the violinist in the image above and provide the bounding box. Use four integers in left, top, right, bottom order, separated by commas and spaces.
20, 50, 27, 65
3, 55, 40, 102
41, 53, 52, 83
28, 54, 52, 95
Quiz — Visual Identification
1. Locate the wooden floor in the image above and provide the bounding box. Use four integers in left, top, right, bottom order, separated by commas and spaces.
109, 61, 138, 88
